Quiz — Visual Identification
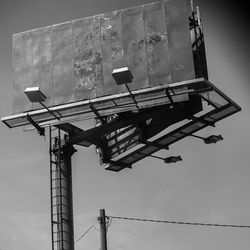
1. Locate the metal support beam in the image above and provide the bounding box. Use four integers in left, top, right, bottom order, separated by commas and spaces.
124, 83, 139, 110
68, 105, 172, 146
39, 101, 61, 120
198, 93, 218, 109
148, 154, 165, 160
190, 115, 215, 127
165, 89, 175, 107
179, 131, 205, 140
26, 115, 45, 136
90, 104, 106, 124
141, 140, 169, 150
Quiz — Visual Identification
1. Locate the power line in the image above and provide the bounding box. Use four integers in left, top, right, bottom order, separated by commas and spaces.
74, 221, 98, 245
106, 216, 113, 233
109, 216, 250, 229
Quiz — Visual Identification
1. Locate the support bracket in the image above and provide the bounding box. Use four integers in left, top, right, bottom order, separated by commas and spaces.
165, 89, 175, 107
26, 115, 45, 136
90, 104, 106, 124
190, 115, 215, 127
141, 140, 169, 150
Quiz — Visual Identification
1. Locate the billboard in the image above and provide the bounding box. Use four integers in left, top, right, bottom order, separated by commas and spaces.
12, 0, 195, 115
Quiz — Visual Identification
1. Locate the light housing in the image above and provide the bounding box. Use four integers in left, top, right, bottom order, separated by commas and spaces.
164, 155, 182, 164
204, 135, 223, 144
112, 67, 133, 85
24, 86, 60, 121
24, 87, 46, 103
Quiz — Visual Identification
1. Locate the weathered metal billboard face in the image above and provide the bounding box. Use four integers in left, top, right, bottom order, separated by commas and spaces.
12, 0, 194, 114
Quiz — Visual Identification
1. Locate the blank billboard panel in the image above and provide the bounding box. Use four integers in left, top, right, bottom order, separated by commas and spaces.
12, 0, 194, 114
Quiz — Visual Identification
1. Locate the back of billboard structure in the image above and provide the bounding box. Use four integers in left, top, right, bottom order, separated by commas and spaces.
12, 0, 196, 114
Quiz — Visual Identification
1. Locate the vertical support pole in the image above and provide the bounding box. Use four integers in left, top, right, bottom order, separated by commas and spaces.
99, 209, 108, 250
49, 127, 54, 250
58, 142, 76, 250
50, 128, 76, 250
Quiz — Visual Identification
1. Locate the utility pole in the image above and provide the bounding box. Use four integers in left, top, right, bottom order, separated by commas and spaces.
99, 209, 108, 250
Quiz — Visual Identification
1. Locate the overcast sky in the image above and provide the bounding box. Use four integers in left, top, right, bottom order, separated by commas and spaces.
0, 0, 249, 249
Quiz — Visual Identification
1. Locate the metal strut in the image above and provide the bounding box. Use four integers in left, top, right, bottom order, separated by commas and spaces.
49, 127, 76, 250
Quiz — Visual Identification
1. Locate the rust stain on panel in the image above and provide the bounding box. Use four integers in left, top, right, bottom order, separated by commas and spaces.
13, 32, 33, 113
52, 22, 74, 106
32, 27, 53, 109
101, 11, 125, 96
73, 17, 96, 101
165, 0, 195, 82
122, 6, 148, 90
144, 2, 171, 86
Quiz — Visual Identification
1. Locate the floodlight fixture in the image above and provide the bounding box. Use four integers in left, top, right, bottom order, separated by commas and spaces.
187, 133, 223, 144
203, 135, 223, 144
164, 155, 182, 164
24, 86, 60, 120
149, 154, 182, 164
112, 67, 139, 109
112, 67, 133, 85
24, 87, 46, 103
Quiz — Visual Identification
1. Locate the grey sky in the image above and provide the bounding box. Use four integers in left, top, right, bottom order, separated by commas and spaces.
0, 0, 249, 249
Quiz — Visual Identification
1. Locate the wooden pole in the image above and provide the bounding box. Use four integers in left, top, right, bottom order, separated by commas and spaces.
99, 209, 108, 250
